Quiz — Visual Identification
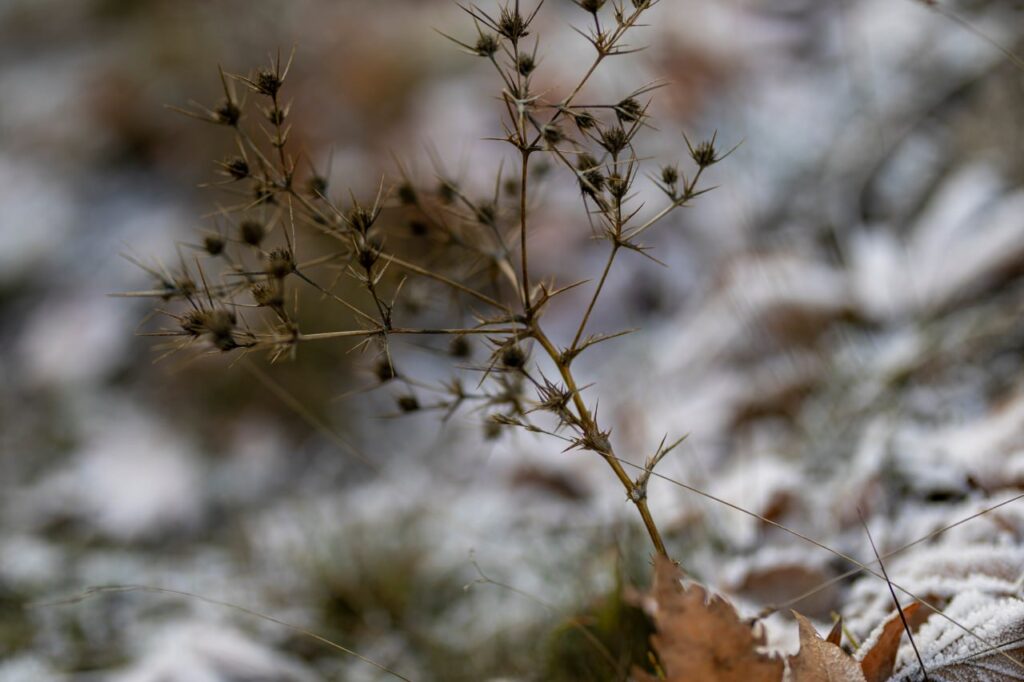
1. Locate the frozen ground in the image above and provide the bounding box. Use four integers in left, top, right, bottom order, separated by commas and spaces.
2, 0, 1024, 680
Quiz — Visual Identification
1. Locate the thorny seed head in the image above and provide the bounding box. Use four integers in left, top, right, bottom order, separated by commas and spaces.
599, 126, 629, 155
632, 0, 651, 8
397, 182, 417, 206
266, 247, 295, 279
542, 125, 563, 145
498, 6, 529, 41
183, 309, 238, 351
501, 344, 526, 369
348, 206, 375, 234
536, 379, 572, 418
578, 0, 606, 13
265, 106, 286, 125
689, 137, 720, 167
253, 182, 275, 205
239, 220, 266, 246
397, 394, 420, 413
449, 335, 472, 359
254, 68, 283, 97
576, 153, 605, 195
475, 33, 500, 57
222, 156, 250, 180
356, 240, 380, 269
573, 111, 596, 130
475, 202, 497, 227
581, 428, 612, 454
214, 99, 241, 126
173, 275, 197, 298
616, 97, 643, 124
660, 164, 679, 186
484, 418, 503, 440
203, 234, 225, 256
306, 174, 328, 198
607, 173, 628, 199
516, 54, 536, 76
181, 310, 206, 337
438, 180, 457, 204
251, 281, 283, 308
375, 358, 397, 383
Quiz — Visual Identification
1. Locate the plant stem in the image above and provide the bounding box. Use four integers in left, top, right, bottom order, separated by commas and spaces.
531, 324, 668, 556
520, 150, 532, 311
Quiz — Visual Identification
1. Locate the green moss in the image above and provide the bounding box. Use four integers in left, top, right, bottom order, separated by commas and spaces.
543, 573, 655, 682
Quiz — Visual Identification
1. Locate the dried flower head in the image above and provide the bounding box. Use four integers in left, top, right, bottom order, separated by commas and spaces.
616, 97, 644, 123
220, 156, 250, 180
214, 99, 241, 126
475, 33, 500, 57
254, 68, 283, 97
516, 54, 537, 76
306, 174, 328, 197
397, 182, 417, 205
599, 126, 630, 155
265, 247, 295, 279
239, 219, 266, 246
576, 153, 605, 195
203, 234, 225, 256
397, 394, 420, 413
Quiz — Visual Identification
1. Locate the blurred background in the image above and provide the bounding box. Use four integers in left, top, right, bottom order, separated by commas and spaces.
2, 0, 1024, 680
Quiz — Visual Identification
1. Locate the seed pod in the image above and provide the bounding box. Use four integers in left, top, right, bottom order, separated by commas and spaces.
397, 394, 420, 413
449, 336, 472, 359
239, 220, 265, 246
501, 344, 526, 369
214, 99, 240, 126
266, 248, 295, 279
375, 358, 397, 383
254, 68, 282, 97
204, 234, 225, 256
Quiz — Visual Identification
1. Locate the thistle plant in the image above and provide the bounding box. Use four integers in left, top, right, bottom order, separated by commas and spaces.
125, 0, 730, 559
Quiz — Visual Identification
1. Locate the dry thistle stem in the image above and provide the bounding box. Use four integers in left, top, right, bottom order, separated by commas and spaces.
128, 0, 729, 560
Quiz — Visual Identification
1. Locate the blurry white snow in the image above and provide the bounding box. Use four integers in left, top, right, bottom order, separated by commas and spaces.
0, 157, 73, 284
0, 655, 63, 682
34, 411, 205, 542
850, 163, 1024, 319
0, 535, 62, 590
114, 622, 316, 682
17, 294, 130, 387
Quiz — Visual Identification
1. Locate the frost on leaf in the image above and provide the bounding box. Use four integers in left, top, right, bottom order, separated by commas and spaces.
889, 591, 1024, 681
635, 555, 784, 682
788, 612, 867, 682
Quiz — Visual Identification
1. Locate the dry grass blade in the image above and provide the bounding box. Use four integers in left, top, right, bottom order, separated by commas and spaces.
859, 603, 925, 682
32, 585, 413, 682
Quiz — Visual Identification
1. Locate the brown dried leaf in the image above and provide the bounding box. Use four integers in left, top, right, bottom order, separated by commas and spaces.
827, 617, 843, 646
635, 556, 784, 682
789, 612, 867, 682
858, 602, 923, 682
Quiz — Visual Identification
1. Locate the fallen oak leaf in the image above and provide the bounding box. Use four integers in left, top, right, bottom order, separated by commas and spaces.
789, 612, 867, 682
634, 556, 785, 682
858, 602, 924, 682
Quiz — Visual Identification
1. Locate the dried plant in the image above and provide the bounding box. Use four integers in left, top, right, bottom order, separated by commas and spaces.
124, 0, 729, 560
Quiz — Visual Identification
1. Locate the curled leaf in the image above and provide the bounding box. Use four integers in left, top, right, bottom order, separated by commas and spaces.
858, 602, 924, 682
